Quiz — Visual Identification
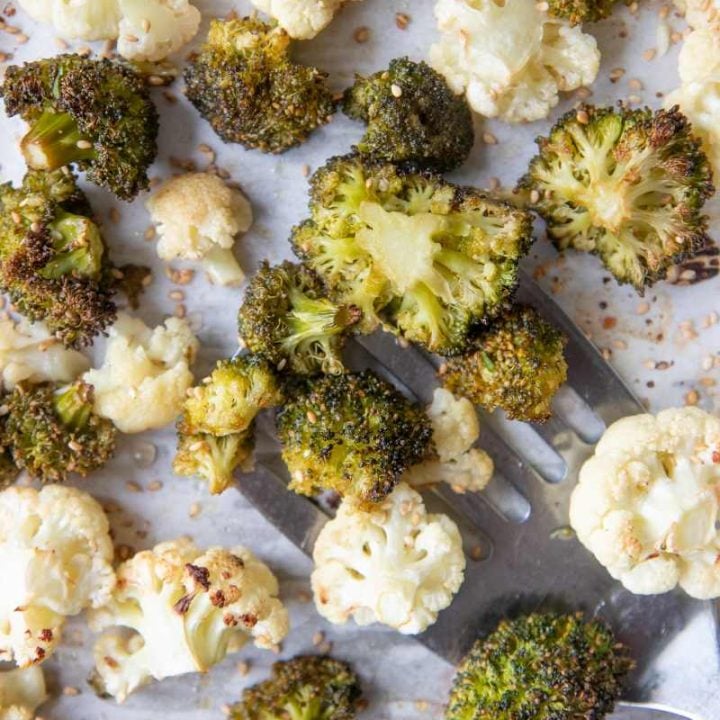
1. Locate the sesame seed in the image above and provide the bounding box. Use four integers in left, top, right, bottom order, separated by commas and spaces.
636, 302, 650, 315
76, 140, 93, 150
576, 109, 590, 124
312, 631, 325, 646
685, 389, 699, 406
63, 687, 80, 697
529, 189, 540, 204
144, 226, 156, 241
126, 481, 142, 493
109, 207, 121, 224
189, 502, 201, 518
390, 83, 403, 98
643, 48, 657, 61
236, 661, 250, 676
482, 131, 498, 144
395, 12, 410, 29
353, 26, 370, 43
147, 480, 163, 492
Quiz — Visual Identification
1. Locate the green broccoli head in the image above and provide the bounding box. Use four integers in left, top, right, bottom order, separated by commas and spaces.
173, 428, 255, 495
291, 155, 533, 355
343, 57, 474, 172
440, 304, 567, 422
181, 356, 282, 437
0, 169, 117, 347
546, 0, 618, 24
184, 18, 336, 154
231, 655, 362, 720
520, 105, 714, 291
1, 55, 159, 201
276, 370, 433, 504
446, 612, 633, 720
5, 381, 116, 483
0, 408, 19, 489
238, 261, 361, 376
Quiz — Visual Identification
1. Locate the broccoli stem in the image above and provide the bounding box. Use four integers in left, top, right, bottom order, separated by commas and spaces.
285, 294, 361, 349
53, 382, 93, 431
41, 211, 105, 280
21, 108, 96, 171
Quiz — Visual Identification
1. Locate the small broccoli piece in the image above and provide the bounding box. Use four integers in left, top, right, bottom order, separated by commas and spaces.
231, 655, 362, 720
343, 57, 474, 172
5, 380, 116, 483
0, 169, 117, 348
439, 305, 567, 422
546, 0, 618, 24
184, 17, 335, 154
277, 370, 433, 504
0, 408, 19, 489
520, 105, 714, 291
446, 612, 633, 720
292, 155, 533, 354
116, 264, 151, 310
238, 261, 361, 376
1, 54, 159, 200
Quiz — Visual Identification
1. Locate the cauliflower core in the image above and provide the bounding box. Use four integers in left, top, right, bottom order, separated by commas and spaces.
428, 0, 600, 122
83, 313, 198, 433
570, 407, 720, 599
17, 0, 200, 61
311, 483, 466, 634
146, 173, 253, 287
0, 485, 115, 667
250, 0, 361, 39
0, 317, 89, 391
0, 666, 46, 720
89, 538, 289, 702
406, 388, 494, 493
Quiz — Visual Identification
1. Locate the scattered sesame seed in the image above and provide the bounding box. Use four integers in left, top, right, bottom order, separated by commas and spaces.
575, 109, 590, 124
390, 83, 403, 98
685, 389, 699, 406
529, 189, 540, 204
126, 481, 142, 493
175, 303, 187, 319
62, 687, 80, 697
636, 302, 650, 315
353, 26, 370, 43
169, 289, 184, 301
144, 226, 156, 241
395, 12, 410, 29
189, 502, 201, 518
312, 631, 325, 646
76, 139, 93, 150
643, 48, 657, 61
237, 660, 250, 676
147, 480, 163, 492
482, 131, 498, 144
109, 207, 121, 224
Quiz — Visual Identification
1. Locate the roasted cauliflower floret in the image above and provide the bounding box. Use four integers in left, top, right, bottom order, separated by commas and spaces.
249, 0, 362, 39
83, 313, 198, 433
311, 483, 465, 634
146, 173, 253, 287
89, 538, 289, 702
0, 666, 46, 720
570, 407, 720, 599
0, 485, 115, 667
428, 0, 600, 123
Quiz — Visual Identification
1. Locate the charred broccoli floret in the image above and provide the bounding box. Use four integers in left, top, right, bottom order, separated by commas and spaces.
238, 261, 361, 376
1, 55, 159, 200
546, 0, 618, 24
439, 305, 567, 422
343, 57, 474, 172
446, 613, 633, 720
0, 408, 19, 489
0, 169, 117, 347
232, 655, 362, 720
5, 380, 116, 483
184, 17, 335, 154
276, 370, 433, 504
520, 105, 714, 291
173, 355, 282, 494
292, 155, 533, 355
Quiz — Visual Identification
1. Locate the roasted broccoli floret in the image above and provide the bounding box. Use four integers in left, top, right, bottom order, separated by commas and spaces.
343, 57, 474, 172
520, 105, 714, 291
231, 655, 362, 720
446, 612, 633, 720
173, 355, 282, 494
0, 407, 19, 489
116, 264, 152, 310
238, 261, 361, 376
292, 155, 533, 355
184, 17, 335, 154
276, 370, 433, 504
0, 169, 117, 347
439, 305, 568, 422
546, 0, 618, 24
5, 380, 116, 483
1, 55, 159, 201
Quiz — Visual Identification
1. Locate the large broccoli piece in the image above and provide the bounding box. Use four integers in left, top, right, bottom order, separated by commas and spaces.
440, 305, 568, 422
276, 370, 433, 504
231, 655, 362, 720
0, 169, 117, 347
547, 0, 619, 25
520, 105, 714, 291
238, 261, 361, 376
446, 613, 633, 720
1, 55, 158, 201
5, 380, 116, 483
343, 57, 474, 172
184, 17, 336, 154
174, 355, 282, 494
292, 155, 533, 355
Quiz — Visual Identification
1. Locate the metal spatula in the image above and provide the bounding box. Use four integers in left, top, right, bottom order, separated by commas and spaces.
240, 270, 720, 720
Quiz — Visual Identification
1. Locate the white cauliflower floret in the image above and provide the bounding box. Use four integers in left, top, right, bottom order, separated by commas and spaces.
676, 0, 720, 30
406, 388, 493, 493
0, 666, 46, 720
83, 313, 198, 434
311, 482, 466, 634
250, 0, 361, 39
17, 0, 200, 60
146, 173, 253, 287
569, 407, 720, 599
89, 538, 289, 702
0, 485, 115, 667
0, 317, 89, 391
428, 0, 600, 123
